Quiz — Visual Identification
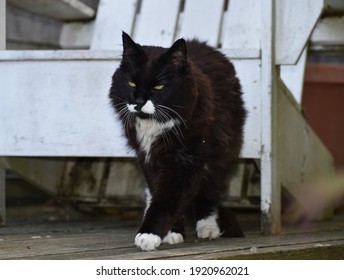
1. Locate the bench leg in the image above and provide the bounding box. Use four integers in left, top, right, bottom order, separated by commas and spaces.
0, 168, 5, 226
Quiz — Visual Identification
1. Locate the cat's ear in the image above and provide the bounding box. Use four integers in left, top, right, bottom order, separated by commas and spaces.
122, 31, 143, 56
165, 38, 187, 66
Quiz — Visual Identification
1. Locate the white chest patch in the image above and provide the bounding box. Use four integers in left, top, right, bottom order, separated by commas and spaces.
135, 118, 177, 160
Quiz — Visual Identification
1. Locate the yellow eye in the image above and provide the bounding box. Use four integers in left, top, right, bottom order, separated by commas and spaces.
128, 81, 136, 87
154, 84, 164, 90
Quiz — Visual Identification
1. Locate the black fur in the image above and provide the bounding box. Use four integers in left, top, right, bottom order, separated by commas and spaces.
109, 32, 246, 245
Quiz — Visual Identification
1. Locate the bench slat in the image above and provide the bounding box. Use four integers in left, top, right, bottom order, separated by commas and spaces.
0, 53, 261, 158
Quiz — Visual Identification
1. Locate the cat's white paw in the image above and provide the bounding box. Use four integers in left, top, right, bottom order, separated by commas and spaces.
162, 231, 184, 244
196, 213, 221, 240
135, 233, 161, 251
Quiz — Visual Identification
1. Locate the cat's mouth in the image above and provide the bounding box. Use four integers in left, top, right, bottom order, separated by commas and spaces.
136, 111, 153, 119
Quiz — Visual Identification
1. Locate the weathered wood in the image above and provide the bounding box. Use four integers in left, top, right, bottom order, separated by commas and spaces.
0, 0, 5, 227
177, 0, 225, 46
4, 157, 66, 197
8, 0, 96, 21
1, 213, 344, 260
221, 0, 261, 53
133, 0, 181, 47
275, 0, 324, 64
278, 81, 334, 221
90, 0, 138, 50
0, 53, 127, 157
0, 0, 5, 49
60, 21, 94, 49
280, 47, 308, 104
0, 169, 5, 226
0, 51, 261, 158
260, 0, 281, 234
232, 59, 261, 159
310, 17, 344, 52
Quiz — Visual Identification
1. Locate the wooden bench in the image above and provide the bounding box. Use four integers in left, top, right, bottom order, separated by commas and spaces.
0, 0, 334, 232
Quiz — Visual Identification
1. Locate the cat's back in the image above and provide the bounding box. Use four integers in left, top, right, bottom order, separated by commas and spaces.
186, 40, 242, 104
186, 40, 240, 95
186, 40, 235, 75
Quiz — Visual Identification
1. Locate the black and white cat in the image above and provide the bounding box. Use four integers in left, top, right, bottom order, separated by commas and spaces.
109, 32, 246, 251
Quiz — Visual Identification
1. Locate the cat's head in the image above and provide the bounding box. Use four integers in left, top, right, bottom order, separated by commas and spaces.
110, 32, 196, 123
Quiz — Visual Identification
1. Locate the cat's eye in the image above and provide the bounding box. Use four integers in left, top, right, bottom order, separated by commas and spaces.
154, 84, 164, 90
128, 81, 136, 88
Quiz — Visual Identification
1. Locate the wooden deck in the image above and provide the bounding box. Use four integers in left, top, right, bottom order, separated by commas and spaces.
1, 206, 344, 260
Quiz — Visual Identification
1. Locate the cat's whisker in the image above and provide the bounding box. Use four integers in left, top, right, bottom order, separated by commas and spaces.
157, 105, 187, 128
154, 112, 171, 151
156, 109, 184, 146
157, 107, 185, 140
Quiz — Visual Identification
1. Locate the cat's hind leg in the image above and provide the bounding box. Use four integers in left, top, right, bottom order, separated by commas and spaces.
193, 194, 222, 239
193, 192, 244, 239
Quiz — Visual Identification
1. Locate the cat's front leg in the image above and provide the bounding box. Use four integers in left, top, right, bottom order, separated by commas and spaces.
135, 186, 185, 251
134, 232, 162, 251
134, 230, 184, 251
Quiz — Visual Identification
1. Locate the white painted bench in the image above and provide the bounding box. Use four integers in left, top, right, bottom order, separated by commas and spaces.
0, 0, 334, 232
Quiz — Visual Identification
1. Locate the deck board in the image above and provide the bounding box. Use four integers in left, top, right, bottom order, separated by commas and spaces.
1, 209, 344, 260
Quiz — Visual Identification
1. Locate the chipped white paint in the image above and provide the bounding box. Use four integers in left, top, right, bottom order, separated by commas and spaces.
260, 0, 281, 234
275, 0, 324, 64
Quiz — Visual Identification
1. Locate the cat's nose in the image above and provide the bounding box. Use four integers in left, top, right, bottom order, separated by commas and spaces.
134, 98, 145, 111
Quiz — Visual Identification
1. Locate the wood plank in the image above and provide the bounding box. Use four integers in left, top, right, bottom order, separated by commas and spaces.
278, 81, 334, 221
0, 56, 129, 157
177, 0, 225, 47
275, 0, 324, 64
0, 0, 5, 226
232, 59, 261, 159
310, 17, 344, 50
90, 0, 139, 50
60, 21, 94, 49
0, 169, 5, 226
8, 0, 96, 21
221, 0, 261, 52
4, 157, 66, 197
133, 0, 181, 47
0, 0, 5, 49
1, 214, 344, 259
280, 47, 308, 104
260, 0, 281, 234
0, 51, 261, 158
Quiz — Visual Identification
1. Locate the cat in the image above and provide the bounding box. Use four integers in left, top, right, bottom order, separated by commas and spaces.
109, 32, 246, 251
